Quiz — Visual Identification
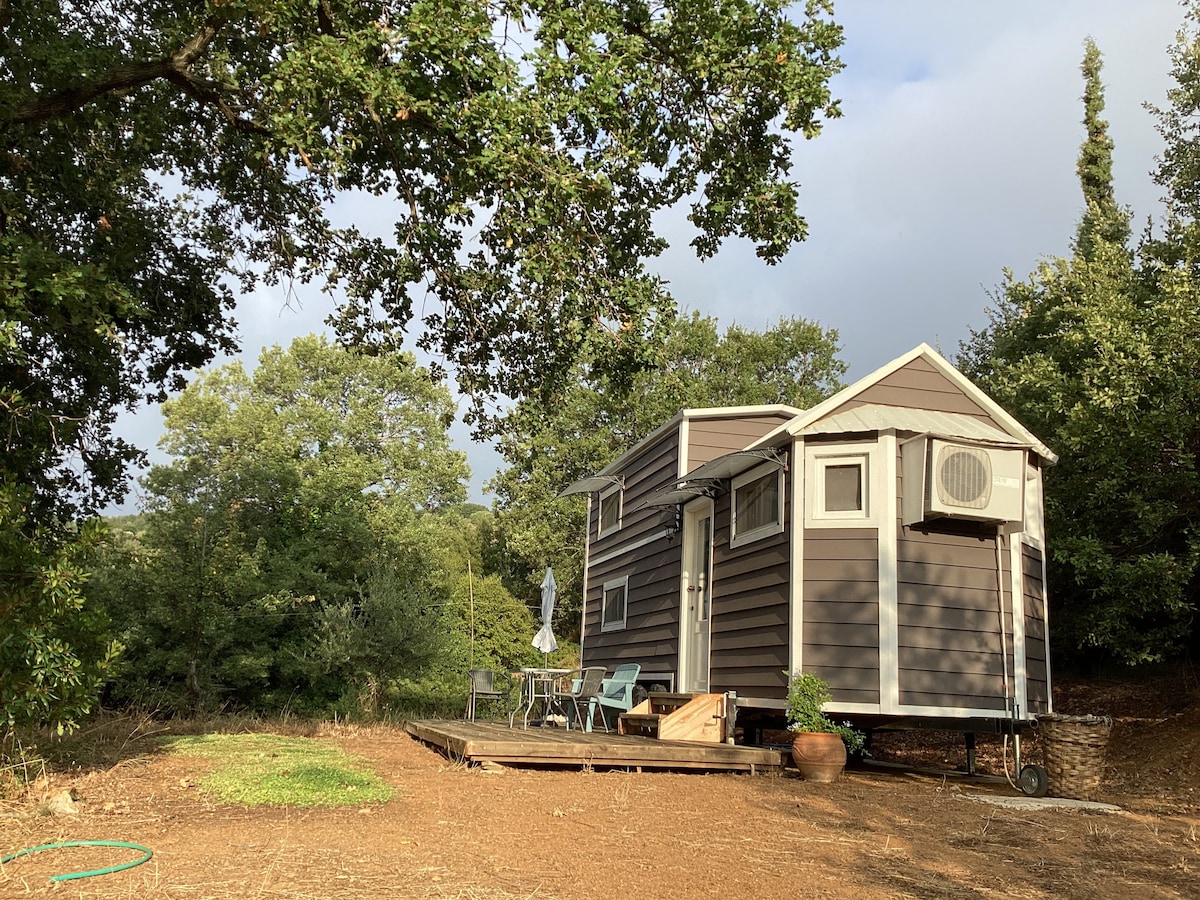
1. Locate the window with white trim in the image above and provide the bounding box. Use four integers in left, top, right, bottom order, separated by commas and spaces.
601, 576, 628, 632
597, 483, 622, 538
805, 442, 880, 527
730, 463, 785, 548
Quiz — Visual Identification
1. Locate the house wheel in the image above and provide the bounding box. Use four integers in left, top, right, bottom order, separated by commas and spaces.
1018, 764, 1049, 797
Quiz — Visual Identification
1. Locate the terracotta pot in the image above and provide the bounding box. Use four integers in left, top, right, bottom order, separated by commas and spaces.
790, 731, 847, 782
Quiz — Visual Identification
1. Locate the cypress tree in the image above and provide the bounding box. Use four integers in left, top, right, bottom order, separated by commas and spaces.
1074, 37, 1131, 258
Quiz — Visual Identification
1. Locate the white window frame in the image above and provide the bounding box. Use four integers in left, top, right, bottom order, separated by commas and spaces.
600, 576, 629, 632
597, 483, 622, 539
805, 441, 882, 528
730, 462, 785, 549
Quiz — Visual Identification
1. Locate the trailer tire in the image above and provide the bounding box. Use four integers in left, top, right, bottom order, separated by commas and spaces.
1018, 764, 1049, 797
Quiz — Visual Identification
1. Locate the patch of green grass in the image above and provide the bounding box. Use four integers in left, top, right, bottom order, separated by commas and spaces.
161, 733, 394, 807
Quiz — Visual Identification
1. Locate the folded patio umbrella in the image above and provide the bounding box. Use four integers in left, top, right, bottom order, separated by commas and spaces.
532, 565, 558, 658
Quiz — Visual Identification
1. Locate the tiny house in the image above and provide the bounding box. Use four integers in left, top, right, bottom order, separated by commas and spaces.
561, 344, 1056, 738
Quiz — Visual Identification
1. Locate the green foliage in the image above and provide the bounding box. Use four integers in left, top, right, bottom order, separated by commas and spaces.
2, 1, 844, 526
1075, 37, 1130, 257
0, 485, 120, 733
488, 312, 846, 624
161, 733, 393, 807
1150, 2, 1200, 236
960, 35, 1200, 665
88, 337, 470, 713
310, 569, 448, 716
6, 0, 844, 723
440, 572, 541, 673
784, 671, 864, 754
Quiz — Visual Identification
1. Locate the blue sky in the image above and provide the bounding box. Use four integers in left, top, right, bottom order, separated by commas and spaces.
109, 0, 1184, 511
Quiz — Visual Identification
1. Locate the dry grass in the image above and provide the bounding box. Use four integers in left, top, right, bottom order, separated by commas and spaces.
4, 673, 1200, 898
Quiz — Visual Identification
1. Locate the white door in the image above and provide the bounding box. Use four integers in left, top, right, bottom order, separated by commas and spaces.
682, 501, 714, 693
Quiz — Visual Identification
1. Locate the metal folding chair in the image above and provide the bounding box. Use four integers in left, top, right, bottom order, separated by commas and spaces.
465, 668, 514, 721
552, 667, 608, 731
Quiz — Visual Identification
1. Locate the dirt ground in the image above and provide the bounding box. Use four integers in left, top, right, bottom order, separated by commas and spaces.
2, 671, 1198, 899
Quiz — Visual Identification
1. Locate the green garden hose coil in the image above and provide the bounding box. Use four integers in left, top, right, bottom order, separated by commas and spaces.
1, 840, 153, 882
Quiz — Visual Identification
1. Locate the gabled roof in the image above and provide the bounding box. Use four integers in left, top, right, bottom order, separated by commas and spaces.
752, 344, 1057, 464
799, 404, 1025, 447
592, 403, 803, 479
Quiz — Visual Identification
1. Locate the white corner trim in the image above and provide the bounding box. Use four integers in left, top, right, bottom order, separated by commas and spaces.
879, 431, 900, 715
789, 437, 805, 675
678, 416, 690, 479
1009, 535, 1028, 719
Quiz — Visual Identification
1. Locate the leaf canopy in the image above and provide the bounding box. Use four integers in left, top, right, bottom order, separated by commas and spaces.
1, 0, 844, 518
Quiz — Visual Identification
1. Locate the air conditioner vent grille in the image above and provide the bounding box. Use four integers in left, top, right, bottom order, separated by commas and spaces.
936, 445, 991, 509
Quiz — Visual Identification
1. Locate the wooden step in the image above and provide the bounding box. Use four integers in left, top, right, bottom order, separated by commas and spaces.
618, 693, 729, 743
646, 692, 695, 713
618, 713, 661, 738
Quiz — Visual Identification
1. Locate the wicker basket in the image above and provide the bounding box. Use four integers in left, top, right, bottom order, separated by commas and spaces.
1038, 713, 1112, 801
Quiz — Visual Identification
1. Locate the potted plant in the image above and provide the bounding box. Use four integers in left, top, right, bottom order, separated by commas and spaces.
785, 670, 865, 782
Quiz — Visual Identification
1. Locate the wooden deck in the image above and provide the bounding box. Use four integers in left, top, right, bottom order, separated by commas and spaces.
405, 719, 785, 774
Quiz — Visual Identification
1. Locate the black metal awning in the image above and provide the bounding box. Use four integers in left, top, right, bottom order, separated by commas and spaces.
680, 447, 787, 482
556, 474, 624, 498
634, 481, 721, 511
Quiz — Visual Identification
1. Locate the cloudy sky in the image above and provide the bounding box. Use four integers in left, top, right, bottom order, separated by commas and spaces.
110, 0, 1184, 511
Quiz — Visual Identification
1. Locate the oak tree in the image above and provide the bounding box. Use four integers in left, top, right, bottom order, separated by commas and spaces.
1, 0, 844, 519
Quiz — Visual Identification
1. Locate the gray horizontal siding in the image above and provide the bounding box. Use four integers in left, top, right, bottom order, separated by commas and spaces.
591, 429, 679, 554
583, 425, 684, 675
686, 414, 792, 469
900, 689, 1007, 711
1022, 542, 1049, 711
805, 600, 878, 625
583, 536, 682, 674
803, 529, 880, 704
838, 356, 995, 423
896, 516, 1013, 712
709, 469, 791, 700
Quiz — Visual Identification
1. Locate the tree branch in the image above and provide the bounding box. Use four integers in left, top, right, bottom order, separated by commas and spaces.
5, 16, 228, 128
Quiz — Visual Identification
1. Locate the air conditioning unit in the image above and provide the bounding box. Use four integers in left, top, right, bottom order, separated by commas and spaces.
901, 438, 1025, 526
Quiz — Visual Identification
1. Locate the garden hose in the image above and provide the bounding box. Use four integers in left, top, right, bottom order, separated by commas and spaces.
1, 840, 153, 883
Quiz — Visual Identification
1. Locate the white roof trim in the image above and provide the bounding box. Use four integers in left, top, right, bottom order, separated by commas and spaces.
678, 403, 805, 420
753, 344, 1056, 464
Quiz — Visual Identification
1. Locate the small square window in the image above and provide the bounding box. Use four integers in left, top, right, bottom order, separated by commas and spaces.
601, 577, 628, 631
807, 447, 874, 525
824, 463, 864, 512
598, 484, 622, 538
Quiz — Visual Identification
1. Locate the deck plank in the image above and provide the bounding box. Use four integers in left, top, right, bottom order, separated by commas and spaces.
405, 719, 784, 773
